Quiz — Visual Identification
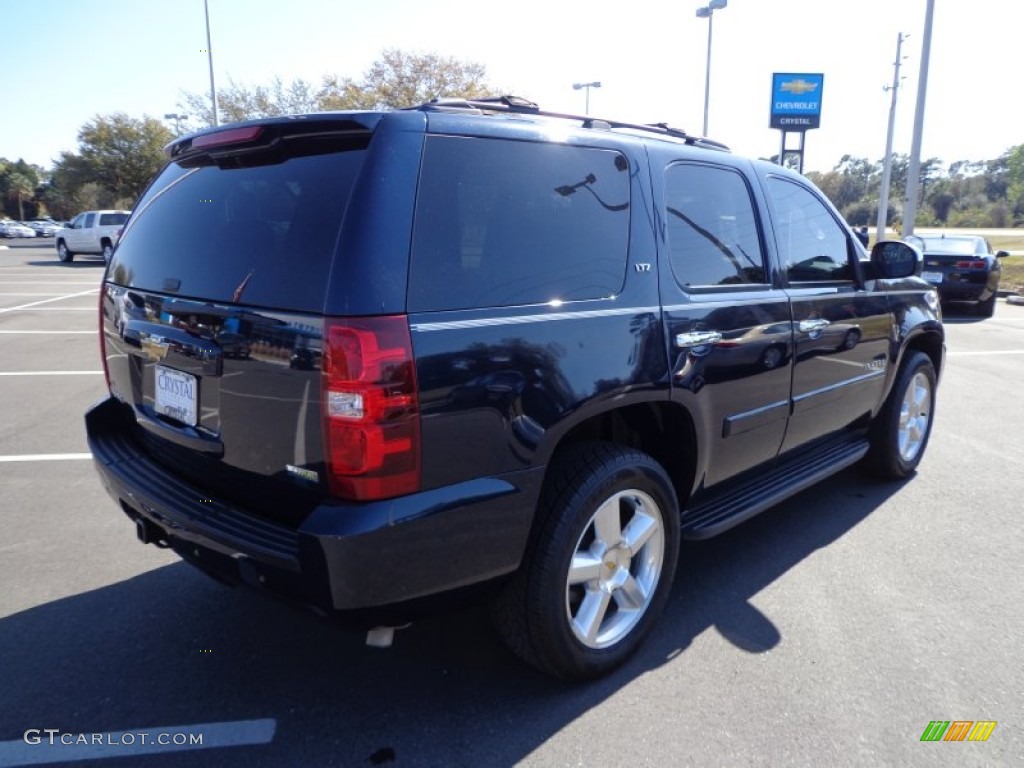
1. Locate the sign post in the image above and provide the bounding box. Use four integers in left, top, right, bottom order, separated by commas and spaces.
769, 73, 824, 174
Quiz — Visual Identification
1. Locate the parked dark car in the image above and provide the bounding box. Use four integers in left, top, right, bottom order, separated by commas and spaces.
216, 332, 251, 359
905, 234, 1007, 316
289, 347, 322, 370
86, 97, 943, 680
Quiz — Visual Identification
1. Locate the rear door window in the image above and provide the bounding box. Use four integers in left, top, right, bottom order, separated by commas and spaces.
664, 163, 767, 289
408, 136, 630, 312
109, 145, 367, 313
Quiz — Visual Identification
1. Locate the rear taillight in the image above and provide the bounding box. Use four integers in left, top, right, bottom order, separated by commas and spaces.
957, 260, 987, 269
322, 315, 420, 501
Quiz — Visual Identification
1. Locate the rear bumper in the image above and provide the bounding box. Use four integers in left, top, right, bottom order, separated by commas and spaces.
936, 280, 994, 303
86, 397, 539, 619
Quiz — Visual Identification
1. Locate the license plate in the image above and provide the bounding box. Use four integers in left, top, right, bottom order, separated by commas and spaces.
155, 366, 198, 426
921, 271, 943, 284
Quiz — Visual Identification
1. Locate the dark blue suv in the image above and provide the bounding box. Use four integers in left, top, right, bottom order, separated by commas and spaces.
87, 97, 942, 679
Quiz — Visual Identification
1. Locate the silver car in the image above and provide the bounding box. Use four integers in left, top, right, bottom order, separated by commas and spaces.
27, 220, 61, 237
0, 221, 36, 238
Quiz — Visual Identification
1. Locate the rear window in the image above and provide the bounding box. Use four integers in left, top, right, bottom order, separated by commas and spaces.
99, 213, 129, 226
109, 145, 366, 313
408, 136, 630, 312
916, 237, 982, 255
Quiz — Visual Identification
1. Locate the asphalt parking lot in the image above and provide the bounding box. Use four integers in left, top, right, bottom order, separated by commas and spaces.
1, 238, 1021, 767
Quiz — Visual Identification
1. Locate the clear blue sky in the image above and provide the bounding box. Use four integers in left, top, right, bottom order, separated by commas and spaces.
4, 0, 1022, 174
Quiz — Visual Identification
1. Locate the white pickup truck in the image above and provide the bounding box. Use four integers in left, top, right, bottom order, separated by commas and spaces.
55, 210, 130, 263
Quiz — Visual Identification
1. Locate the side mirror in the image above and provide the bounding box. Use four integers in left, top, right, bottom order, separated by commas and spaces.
867, 240, 920, 279
995, 250, 1009, 258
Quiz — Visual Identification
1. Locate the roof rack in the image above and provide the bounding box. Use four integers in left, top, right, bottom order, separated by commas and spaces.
412, 95, 730, 151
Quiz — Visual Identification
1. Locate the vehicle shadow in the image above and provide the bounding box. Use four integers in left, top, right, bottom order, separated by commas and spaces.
2, 242, 59, 251
0, 468, 906, 767
24, 259, 106, 269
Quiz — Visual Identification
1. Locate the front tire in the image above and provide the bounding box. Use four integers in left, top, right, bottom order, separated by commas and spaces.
864, 351, 937, 479
492, 443, 680, 680
57, 240, 74, 263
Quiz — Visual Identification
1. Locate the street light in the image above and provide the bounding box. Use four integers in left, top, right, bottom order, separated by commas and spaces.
696, 0, 727, 137
204, 0, 219, 127
572, 81, 602, 115
163, 113, 189, 136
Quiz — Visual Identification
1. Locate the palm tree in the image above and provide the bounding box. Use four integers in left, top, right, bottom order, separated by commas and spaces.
6, 173, 34, 221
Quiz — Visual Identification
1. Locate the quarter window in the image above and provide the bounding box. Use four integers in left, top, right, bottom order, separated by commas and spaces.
767, 177, 852, 282
664, 164, 767, 288
408, 136, 630, 312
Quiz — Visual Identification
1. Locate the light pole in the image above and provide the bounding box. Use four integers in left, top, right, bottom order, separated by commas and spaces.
902, 0, 935, 238
696, 0, 727, 137
572, 81, 602, 115
164, 113, 189, 136
204, 0, 219, 127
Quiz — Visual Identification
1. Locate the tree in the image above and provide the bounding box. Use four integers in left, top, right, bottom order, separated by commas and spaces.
180, 49, 497, 125
5, 172, 33, 220
51, 114, 173, 208
325, 49, 493, 110
180, 76, 322, 127
0, 158, 43, 219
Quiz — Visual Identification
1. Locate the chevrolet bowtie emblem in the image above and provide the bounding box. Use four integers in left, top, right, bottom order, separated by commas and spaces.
141, 336, 169, 362
780, 79, 818, 95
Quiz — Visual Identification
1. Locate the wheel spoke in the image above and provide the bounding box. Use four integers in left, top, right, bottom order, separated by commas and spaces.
568, 552, 603, 585
622, 508, 658, 552
592, 496, 622, 547
574, 588, 612, 643
614, 574, 649, 611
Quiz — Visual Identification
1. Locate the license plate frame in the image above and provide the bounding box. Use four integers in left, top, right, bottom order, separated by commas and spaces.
154, 365, 198, 427
921, 271, 943, 284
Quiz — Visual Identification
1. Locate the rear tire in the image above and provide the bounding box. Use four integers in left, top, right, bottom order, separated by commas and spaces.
57, 240, 74, 263
101, 240, 114, 263
864, 351, 936, 479
975, 292, 997, 318
491, 442, 680, 680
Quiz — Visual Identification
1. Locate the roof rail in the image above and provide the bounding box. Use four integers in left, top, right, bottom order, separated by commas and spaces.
412, 95, 730, 150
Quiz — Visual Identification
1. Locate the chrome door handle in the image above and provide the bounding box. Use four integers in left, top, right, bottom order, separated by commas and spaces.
675, 331, 723, 348
798, 318, 830, 333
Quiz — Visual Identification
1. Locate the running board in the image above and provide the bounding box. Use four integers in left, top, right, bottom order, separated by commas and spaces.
681, 438, 870, 540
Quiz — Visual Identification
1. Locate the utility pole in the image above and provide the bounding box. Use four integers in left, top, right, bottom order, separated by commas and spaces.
902, 0, 935, 238
877, 33, 908, 240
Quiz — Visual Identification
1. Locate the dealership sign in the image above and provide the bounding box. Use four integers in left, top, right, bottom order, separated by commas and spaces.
770, 73, 824, 130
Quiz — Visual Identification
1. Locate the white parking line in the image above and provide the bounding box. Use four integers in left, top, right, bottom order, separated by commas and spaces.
0, 718, 276, 766
947, 350, 1024, 357
0, 289, 97, 314
1, 307, 96, 311
0, 331, 95, 335
0, 371, 102, 376
0, 453, 92, 463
